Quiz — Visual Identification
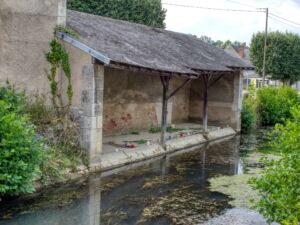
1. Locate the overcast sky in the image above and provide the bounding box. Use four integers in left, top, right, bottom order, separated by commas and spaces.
162, 0, 300, 45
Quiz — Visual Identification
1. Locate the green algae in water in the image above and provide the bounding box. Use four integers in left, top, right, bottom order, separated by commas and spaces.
208, 151, 280, 209
140, 174, 184, 190
139, 186, 229, 225
209, 168, 261, 208
101, 165, 153, 192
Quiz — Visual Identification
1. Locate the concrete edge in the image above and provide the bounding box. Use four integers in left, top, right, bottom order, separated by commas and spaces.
90, 127, 237, 173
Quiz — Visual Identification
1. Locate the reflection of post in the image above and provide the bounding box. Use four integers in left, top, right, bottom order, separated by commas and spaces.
201, 149, 206, 178
88, 175, 101, 225
231, 136, 241, 174
161, 155, 170, 175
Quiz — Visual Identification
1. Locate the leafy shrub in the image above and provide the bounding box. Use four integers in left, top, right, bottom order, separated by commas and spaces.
256, 87, 299, 126
250, 106, 300, 224
25, 93, 55, 127
24, 92, 87, 185
0, 84, 26, 113
241, 98, 256, 133
0, 93, 42, 195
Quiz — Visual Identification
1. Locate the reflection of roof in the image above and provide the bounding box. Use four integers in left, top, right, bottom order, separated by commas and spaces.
66, 10, 254, 75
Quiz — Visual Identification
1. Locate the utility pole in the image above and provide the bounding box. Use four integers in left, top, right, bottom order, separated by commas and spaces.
260, 7, 269, 87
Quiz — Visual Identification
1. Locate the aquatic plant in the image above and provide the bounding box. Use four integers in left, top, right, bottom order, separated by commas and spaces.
140, 186, 229, 224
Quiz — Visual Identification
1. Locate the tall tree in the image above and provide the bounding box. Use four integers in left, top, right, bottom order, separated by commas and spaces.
250, 31, 300, 84
67, 0, 166, 28
199, 36, 241, 48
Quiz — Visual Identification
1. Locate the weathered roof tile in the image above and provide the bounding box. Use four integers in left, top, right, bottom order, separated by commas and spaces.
66, 10, 253, 74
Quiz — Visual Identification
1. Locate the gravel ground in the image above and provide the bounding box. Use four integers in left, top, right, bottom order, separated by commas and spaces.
200, 208, 279, 225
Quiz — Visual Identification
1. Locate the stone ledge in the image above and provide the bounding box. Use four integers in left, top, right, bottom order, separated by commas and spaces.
97, 128, 236, 172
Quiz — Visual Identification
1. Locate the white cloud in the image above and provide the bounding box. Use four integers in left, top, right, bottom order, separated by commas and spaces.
163, 0, 300, 44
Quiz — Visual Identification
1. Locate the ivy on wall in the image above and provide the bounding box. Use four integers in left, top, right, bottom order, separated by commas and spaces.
45, 38, 73, 138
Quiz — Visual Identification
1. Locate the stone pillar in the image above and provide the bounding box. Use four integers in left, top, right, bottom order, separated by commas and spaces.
80, 61, 104, 168
232, 71, 243, 131
57, 0, 67, 26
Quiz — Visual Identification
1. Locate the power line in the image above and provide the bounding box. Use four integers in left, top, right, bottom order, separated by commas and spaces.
162, 2, 264, 13
269, 13, 300, 26
164, 2, 300, 27
269, 15, 300, 30
224, 0, 257, 9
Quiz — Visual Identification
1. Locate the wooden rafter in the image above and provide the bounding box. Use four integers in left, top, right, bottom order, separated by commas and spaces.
201, 73, 225, 131
160, 76, 193, 145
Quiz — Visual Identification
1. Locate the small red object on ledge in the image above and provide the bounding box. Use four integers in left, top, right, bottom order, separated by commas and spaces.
130, 144, 137, 149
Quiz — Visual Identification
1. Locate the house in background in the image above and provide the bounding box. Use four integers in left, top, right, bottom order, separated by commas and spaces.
225, 43, 276, 89
225, 44, 300, 92
225, 43, 259, 89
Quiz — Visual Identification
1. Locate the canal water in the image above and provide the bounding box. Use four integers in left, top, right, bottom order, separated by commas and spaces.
0, 134, 262, 225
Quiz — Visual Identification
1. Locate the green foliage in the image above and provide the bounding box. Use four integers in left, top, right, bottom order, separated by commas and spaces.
199, 36, 241, 48
55, 25, 80, 39
0, 83, 26, 113
67, 0, 166, 28
250, 31, 300, 84
45, 38, 73, 141
149, 127, 161, 133
25, 93, 55, 126
149, 126, 184, 133
45, 38, 73, 117
0, 87, 42, 195
250, 106, 300, 224
256, 86, 299, 126
135, 139, 147, 145
24, 94, 87, 185
241, 84, 257, 133
241, 99, 256, 133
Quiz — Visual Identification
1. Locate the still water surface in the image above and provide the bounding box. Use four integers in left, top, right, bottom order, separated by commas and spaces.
0, 135, 258, 225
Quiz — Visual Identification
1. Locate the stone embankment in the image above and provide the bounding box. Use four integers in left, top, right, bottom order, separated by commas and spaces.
96, 127, 236, 172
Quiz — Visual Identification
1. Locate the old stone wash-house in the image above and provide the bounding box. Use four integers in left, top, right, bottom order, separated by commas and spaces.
0, 0, 253, 168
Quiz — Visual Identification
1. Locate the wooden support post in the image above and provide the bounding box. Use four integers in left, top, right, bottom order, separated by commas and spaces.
202, 75, 209, 132
159, 76, 192, 146
201, 74, 223, 132
203, 84, 208, 132
160, 76, 170, 146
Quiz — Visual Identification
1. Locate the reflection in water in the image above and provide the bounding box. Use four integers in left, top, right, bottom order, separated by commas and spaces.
0, 136, 245, 225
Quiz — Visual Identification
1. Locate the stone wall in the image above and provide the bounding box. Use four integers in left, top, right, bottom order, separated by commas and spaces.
103, 67, 169, 135
171, 77, 191, 123
103, 68, 194, 136
189, 72, 242, 130
0, 0, 66, 93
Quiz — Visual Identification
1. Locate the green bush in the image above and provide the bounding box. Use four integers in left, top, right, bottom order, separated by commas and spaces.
250, 106, 300, 224
241, 98, 256, 133
0, 84, 26, 113
256, 86, 299, 126
0, 94, 42, 195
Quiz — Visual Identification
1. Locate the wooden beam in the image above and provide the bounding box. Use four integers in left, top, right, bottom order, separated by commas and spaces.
202, 75, 209, 132
167, 78, 192, 100
160, 75, 171, 146
208, 74, 223, 87
201, 74, 225, 132
107, 61, 197, 78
